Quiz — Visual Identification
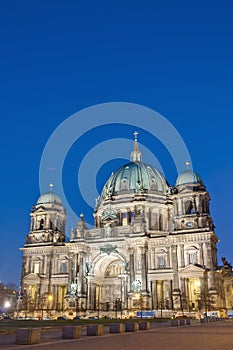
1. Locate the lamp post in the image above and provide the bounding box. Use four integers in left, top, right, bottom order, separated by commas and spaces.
134, 280, 143, 318
179, 290, 184, 316
118, 266, 126, 319
16, 287, 21, 320
96, 284, 100, 318
160, 300, 163, 319
84, 275, 88, 312
138, 280, 143, 318
5, 301, 10, 317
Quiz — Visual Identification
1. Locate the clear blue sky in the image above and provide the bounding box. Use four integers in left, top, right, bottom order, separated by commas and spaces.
0, 0, 232, 286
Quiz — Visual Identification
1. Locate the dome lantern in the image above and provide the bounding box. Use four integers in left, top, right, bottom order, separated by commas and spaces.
130, 131, 142, 162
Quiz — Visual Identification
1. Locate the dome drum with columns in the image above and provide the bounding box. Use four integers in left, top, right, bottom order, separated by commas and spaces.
19, 133, 232, 319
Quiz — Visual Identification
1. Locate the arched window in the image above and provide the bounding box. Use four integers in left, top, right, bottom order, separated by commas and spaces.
34, 261, 40, 274
187, 247, 198, 265
60, 261, 67, 273
105, 261, 123, 277
156, 249, 167, 269
185, 201, 194, 214
159, 214, 163, 230
158, 255, 165, 269
121, 178, 129, 190
39, 218, 44, 230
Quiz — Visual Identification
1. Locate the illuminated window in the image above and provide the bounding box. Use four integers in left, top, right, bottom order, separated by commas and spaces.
61, 261, 67, 273
158, 256, 165, 269
105, 262, 123, 277
34, 262, 40, 274
189, 252, 197, 264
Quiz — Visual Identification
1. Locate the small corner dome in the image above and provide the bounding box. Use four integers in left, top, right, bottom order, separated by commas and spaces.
176, 169, 203, 186
37, 184, 62, 206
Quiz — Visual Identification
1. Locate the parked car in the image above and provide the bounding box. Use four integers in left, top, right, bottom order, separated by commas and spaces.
57, 316, 66, 320
73, 315, 83, 320
173, 312, 187, 319
88, 316, 99, 320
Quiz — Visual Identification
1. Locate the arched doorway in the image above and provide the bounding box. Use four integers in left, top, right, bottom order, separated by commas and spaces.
89, 253, 128, 317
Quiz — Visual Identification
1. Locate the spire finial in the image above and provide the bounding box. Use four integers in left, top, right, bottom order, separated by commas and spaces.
49, 183, 54, 192
130, 131, 142, 162
185, 161, 190, 169
133, 131, 139, 152
134, 131, 138, 142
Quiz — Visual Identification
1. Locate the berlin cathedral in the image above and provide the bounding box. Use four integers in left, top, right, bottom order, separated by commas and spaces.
19, 134, 233, 318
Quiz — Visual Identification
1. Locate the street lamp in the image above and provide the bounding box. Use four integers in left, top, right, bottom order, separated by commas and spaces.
5, 301, 10, 317
118, 265, 127, 319
138, 281, 143, 318
16, 287, 21, 320
115, 298, 120, 319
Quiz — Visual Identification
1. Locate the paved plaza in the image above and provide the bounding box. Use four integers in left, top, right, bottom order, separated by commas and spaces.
0, 320, 232, 350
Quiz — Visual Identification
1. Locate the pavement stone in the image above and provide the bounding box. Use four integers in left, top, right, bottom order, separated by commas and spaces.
0, 320, 232, 350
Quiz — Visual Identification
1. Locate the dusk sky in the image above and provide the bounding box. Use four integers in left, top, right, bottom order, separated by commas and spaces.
0, 0, 233, 286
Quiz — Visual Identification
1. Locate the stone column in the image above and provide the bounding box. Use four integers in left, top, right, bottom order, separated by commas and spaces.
53, 285, 58, 310
129, 249, 135, 291
67, 255, 72, 293
152, 247, 155, 269
152, 281, 157, 309
89, 283, 96, 310
156, 281, 164, 308
167, 248, 170, 268
205, 242, 216, 290
148, 247, 152, 270
180, 244, 185, 267
176, 200, 181, 216
21, 256, 26, 281
78, 254, 83, 294
199, 243, 204, 266
171, 245, 179, 290
140, 247, 148, 292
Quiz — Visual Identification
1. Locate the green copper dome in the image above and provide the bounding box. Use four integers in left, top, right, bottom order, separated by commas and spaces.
101, 161, 169, 200
176, 169, 203, 186
37, 184, 62, 206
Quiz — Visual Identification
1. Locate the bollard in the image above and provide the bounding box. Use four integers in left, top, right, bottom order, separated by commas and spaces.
138, 322, 150, 330
16, 328, 41, 345
179, 319, 185, 326
87, 324, 103, 336
200, 318, 205, 323
186, 319, 191, 325
125, 323, 139, 332
171, 319, 179, 326
62, 325, 81, 339
109, 323, 124, 333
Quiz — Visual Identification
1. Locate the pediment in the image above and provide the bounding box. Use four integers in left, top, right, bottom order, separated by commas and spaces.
35, 206, 45, 212
180, 264, 205, 275
24, 273, 41, 283
101, 209, 117, 222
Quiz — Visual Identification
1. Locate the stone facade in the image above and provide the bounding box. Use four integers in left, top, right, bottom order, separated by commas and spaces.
19, 137, 232, 318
